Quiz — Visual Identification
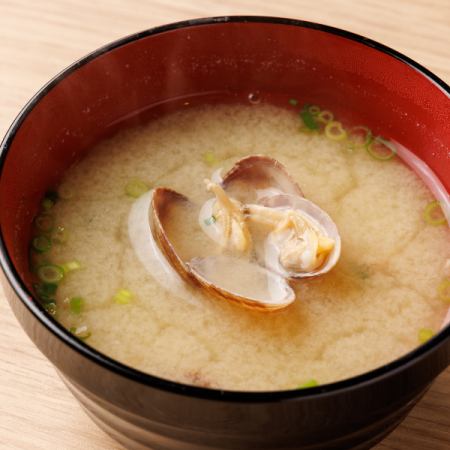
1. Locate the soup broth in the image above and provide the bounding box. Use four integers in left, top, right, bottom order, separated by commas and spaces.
31, 104, 449, 391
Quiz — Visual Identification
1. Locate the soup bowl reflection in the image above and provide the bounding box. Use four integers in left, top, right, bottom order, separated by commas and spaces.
0, 16, 449, 450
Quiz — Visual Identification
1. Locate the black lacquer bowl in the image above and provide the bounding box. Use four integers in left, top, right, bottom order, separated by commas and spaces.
1, 17, 449, 450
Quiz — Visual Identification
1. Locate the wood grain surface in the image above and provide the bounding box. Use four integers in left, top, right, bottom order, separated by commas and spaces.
0, 1, 449, 449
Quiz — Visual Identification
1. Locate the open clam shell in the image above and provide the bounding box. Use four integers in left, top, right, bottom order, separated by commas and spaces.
260, 194, 341, 279
188, 255, 295, 311
221, 155, 303, 202
142, 187, 295, 311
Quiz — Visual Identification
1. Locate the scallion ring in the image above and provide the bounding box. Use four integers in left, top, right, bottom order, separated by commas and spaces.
325, 121, 347, 141
288, 98, 298, 106
366, 136, 397, 161
69, 296, 85, 314
298, 379, 318, 389
347, 126, 372, 150
125, 179, 149, 198
307, 105, 321, 116
37, 264, 64, 284
113, 288, 133, 305
300, 106, 318, 130
32, 235, 52, 253
316, 110, 334, 124
423, 200, 446, 226
202, 151, 217, 166
418, 328, 434, 344
35, 214, 54, 233
44, 301, 57, 316
61, 260, 81, 273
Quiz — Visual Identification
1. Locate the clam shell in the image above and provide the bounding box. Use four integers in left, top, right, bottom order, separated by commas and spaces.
149, 187, 294, 311
150, 187, 194, 284
260, 194, 341, 279
188, 255, 295, 311
221, 155, 303, 202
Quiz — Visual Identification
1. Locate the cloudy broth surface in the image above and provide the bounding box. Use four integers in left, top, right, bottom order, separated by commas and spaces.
31, 103, 449, 391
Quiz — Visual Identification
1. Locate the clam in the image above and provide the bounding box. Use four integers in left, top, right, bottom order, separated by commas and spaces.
221, 155, 303, 203
128, 155, 341, 312
200, 155, 341, 279
129, 187, 295, 311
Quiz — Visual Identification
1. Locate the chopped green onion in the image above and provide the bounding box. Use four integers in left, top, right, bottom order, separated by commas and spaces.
325, 121, 347, 141
37, 264, 65, 284
298, 379, 318, 389
41, 191, 58, 210
61, 260, 81, 273
125, 179, 149, 198
58, 185, 74, 200
32, 235, 52, 253
69, 296, 84, 314
52, 225, 68, 244
69, 325, 91, 340
44, 301, 57, 316
203, 151, 217, 166
308, 105, 321, 116
346, 126, 372, 150
366, 136, 397, 161
300, 105, 319, 130
288, 98, 298, 106
204, 215, 216, 226
316, 110, 334, 124
423, 200, 446, 226
113, 288, 133, 305
34, 282, 58, 300
438, 279, 450, 303
41, 198, 54, 211
35, 214, 54, 233
418, 328, 435, 344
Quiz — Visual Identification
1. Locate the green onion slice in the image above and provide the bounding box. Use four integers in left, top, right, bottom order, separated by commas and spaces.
61, 260, 81, 273
418, 328, 435, 344
44, 301, 57, 316
125, 179, 149, 198
202, 151, 217, 166
366, 136, 397, 161
69, 296, 85, 314
288, 98, 298, 106
35, 214, 54, 233
300, 105, 319, 130
308, 105, 321, 116
41, 198, 54, 211
346, 126, 372, 150
37, 264, 64, 284
423, 200, 446, 226
298, 379, 318, 389
204, 215, 216, 226
316, 110, 334, 124
32, 235, 52, 253
52, 225, 68, 244
113, 288, 133, 305
325, 121, 347, 141
438, 279, 450, 303
70, 325, 91, 340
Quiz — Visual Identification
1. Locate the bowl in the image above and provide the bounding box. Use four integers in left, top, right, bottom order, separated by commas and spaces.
0, 16, 449, 450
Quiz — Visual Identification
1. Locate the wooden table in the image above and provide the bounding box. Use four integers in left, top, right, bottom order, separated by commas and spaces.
0, 1, 449, 449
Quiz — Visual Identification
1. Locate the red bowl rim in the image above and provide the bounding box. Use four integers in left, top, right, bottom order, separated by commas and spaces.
0, 16, 449, 402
